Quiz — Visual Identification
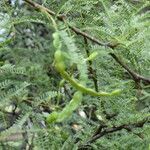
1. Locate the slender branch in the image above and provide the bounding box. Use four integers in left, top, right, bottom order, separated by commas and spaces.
109, 53, 150, 84
24, 0, 55, 16
78, 117, 149, 149
24, 0, 117, 48
70, 26, 118, 48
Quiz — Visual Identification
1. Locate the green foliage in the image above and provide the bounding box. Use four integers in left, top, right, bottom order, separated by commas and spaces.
0, 0, 149, 149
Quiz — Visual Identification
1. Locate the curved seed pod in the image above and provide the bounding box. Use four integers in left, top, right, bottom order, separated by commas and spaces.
47, 30, 121, 125
57, 91, 82, 122
54, 50, 66, 71
46, 91, 82, 123
87, 51, 98, 61
46, 111, 59, 123
54, 50, 120, 97
54, 50, 63, 62
52, 32, 62, 50
59, 70, 121, 97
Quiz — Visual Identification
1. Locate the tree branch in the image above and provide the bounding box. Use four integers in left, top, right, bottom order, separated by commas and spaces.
24, 0, 117, 48
78, 117, 149, 149
109, 53, 150, 84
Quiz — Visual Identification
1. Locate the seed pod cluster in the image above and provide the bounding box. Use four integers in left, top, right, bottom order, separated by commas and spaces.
46, 31, 121, 124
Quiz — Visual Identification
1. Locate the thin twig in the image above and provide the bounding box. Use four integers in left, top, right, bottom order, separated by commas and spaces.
24, 0, 117, 48
109, 53, 150, 84
78, 117, 148, 148
70, 26, 118, 48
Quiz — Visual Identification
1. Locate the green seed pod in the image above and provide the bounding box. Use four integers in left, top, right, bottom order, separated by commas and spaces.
110, 89, 121, 95
65, 91, 82, 111
54, 50, 66, 71
54, 50, 63, 62
46, 111, 58, 123
57, 91, 82, 122
59, 79, 65, 87
73, 91, 82, 103
55, 62, 66, 72
52, 32, 59, 39
57, 109, 72, 122
87, 51, 98, 61
52, 32, 62, 49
